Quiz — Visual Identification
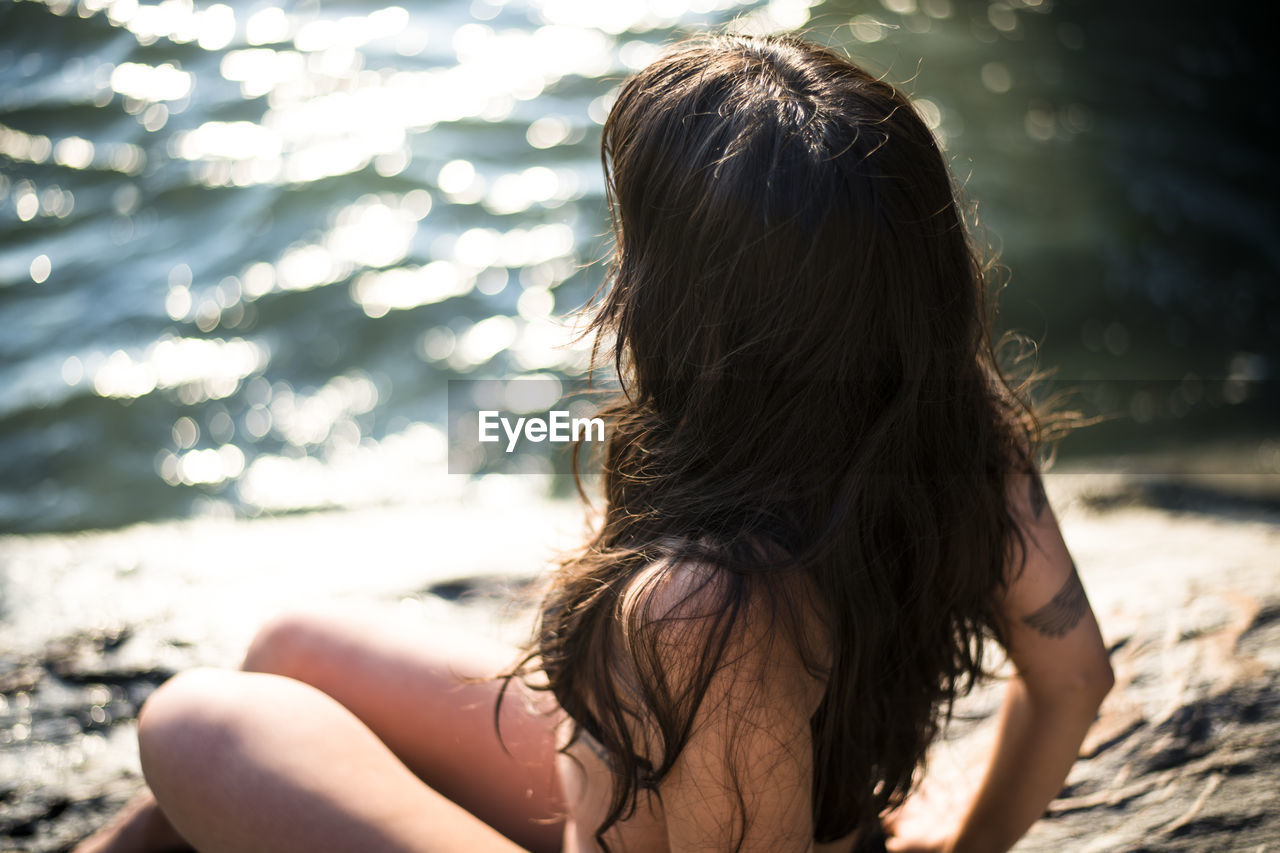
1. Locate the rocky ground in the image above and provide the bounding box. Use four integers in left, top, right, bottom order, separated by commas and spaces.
1, 474, 1277, 852
930, 474, 1280, 852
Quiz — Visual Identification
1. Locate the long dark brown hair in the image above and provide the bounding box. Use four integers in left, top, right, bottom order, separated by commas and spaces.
503, 32, 1051, 850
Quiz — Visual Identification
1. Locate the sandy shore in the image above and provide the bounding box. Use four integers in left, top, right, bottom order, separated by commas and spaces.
1, 474, 1277, 851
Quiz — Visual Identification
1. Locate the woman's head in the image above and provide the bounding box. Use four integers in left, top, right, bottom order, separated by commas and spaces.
598, 34, 983, 406
582, 34, 1020, 550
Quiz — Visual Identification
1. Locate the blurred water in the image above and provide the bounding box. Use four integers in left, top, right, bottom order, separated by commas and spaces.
0, 0, 1276, 534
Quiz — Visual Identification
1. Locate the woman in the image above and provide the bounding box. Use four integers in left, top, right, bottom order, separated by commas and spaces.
78, 33, 1113, 853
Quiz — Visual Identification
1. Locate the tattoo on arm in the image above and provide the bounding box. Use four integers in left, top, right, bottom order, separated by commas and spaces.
1021, 564, 1089, 638
1028, 469, 1047, 519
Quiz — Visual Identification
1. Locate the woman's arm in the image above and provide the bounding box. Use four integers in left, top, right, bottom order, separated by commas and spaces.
953, 469, 1113, 853
888, 469, 1114, 853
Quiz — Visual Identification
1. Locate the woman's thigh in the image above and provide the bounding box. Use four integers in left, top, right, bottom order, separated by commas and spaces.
139, 668, 533, 853
231, 607, 564, 851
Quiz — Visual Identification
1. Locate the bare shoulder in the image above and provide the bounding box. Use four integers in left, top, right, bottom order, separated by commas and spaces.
618, 555, 829, 716
620, 556, 825, 852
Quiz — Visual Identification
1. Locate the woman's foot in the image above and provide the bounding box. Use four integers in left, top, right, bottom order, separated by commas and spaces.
73, 788, 189, 853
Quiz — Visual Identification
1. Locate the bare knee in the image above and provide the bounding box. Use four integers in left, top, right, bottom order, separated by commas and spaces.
137, 668, 241, 793
242, 610, 337, 678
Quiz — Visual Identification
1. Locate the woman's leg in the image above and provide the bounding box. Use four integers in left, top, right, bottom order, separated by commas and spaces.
75, 607, 563, 853
237, 608, 564, 849
137, 667, 530, 853
72, 789, 186, 853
